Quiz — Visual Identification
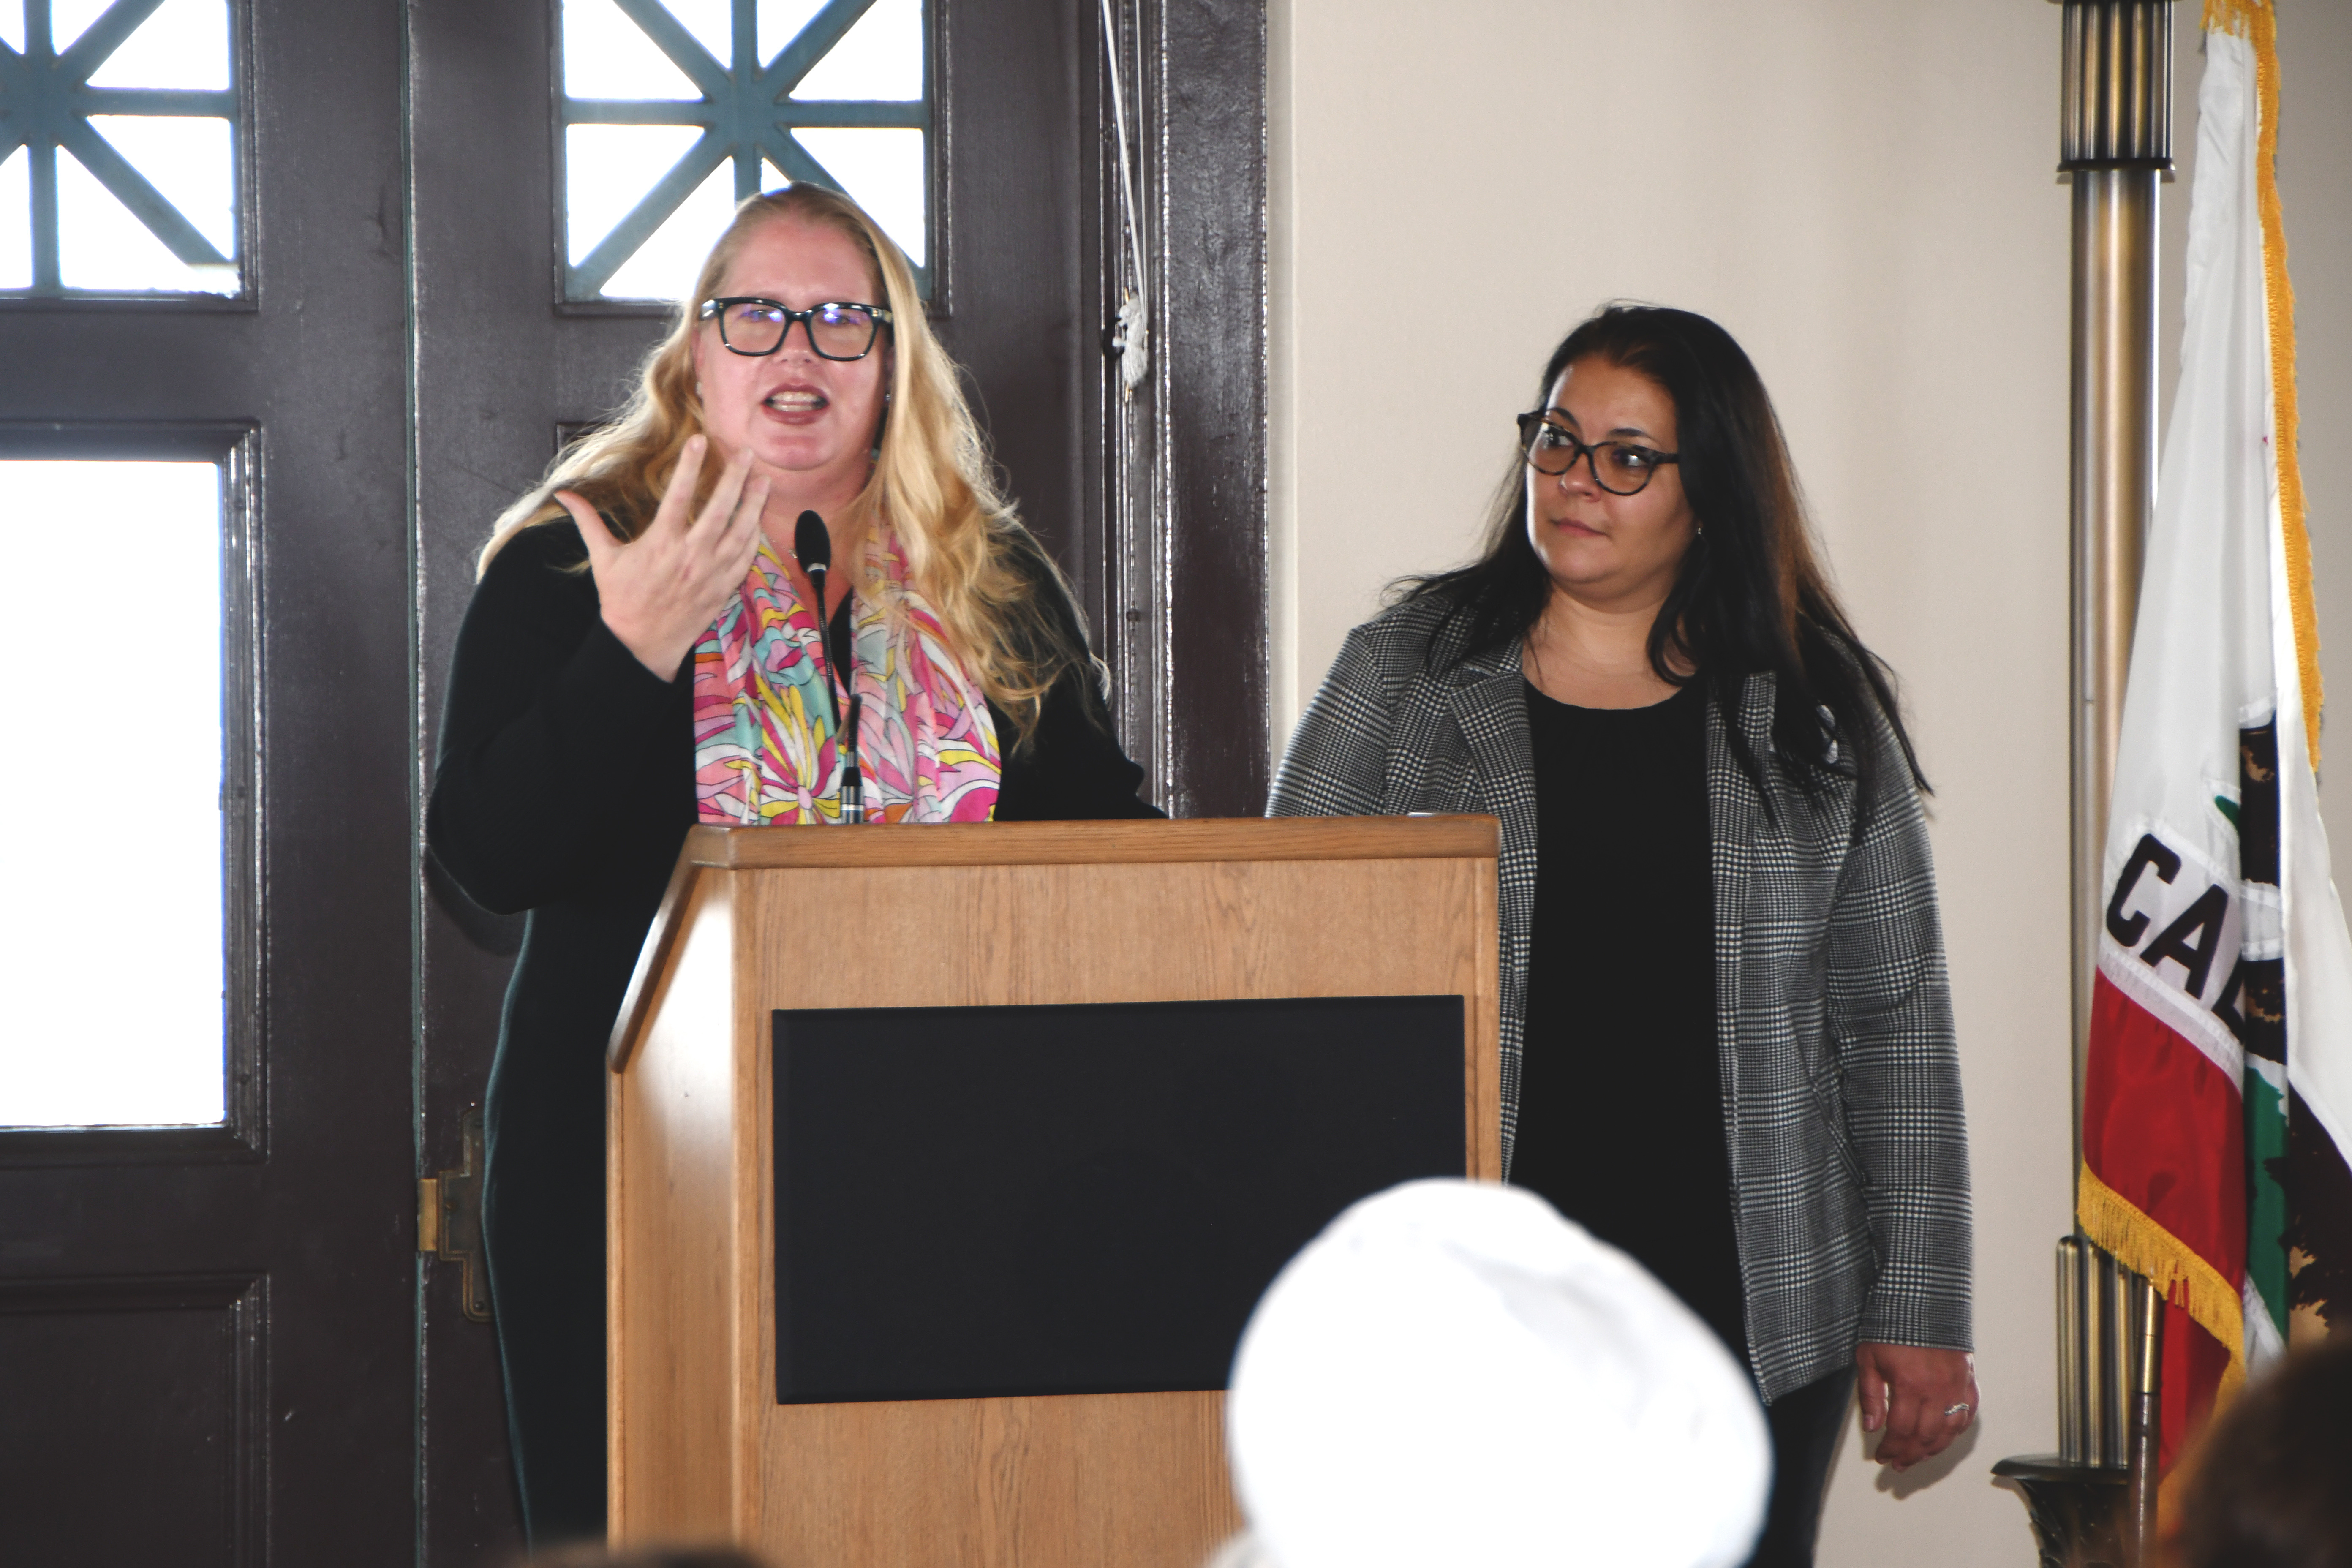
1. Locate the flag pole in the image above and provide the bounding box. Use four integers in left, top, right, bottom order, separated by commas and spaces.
2063, 0, 2173, 1171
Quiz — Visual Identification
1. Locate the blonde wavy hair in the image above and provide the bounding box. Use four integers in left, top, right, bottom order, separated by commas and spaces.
479, 184, 1083, 739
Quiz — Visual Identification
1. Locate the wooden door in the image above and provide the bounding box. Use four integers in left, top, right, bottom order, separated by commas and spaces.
0, 0, 1260, 1560
0, 2, 417, 1564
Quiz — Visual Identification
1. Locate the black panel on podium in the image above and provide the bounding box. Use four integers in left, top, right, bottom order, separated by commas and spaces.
773, 995, 1465, 1404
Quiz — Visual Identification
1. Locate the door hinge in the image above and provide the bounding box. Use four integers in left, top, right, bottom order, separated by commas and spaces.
418, 1105, 492, 1323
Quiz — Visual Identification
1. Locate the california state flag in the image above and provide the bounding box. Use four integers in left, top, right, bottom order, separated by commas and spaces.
2080, 0, 2352, 1486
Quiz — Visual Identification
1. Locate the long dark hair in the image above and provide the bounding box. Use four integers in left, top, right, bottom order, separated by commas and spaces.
1399, 302, 1926, 811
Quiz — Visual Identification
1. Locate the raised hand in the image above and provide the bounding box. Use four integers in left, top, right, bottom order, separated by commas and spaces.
1857, 1342, 1979, 1470
557, 435, 768, 679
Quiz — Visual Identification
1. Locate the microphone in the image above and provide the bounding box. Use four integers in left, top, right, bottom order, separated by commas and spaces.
792, 510, 862, 822
792, 508, 830, 589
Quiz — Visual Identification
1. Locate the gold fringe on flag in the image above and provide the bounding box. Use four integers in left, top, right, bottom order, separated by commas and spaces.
2205, 0, 2319, 765
2077, 1160, 2249, 1399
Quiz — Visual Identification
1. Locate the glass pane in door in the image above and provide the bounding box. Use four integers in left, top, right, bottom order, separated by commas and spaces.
0, 0, 244, 298
0, 460, 226, 1126
558, 0, 932, 300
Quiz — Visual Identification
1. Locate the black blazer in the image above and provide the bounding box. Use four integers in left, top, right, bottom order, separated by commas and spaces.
426, 516, 1159, 1539
427, 513, 1161, 1249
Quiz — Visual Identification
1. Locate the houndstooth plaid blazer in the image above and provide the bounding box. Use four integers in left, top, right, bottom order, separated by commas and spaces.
1268, 593, 1973, 1399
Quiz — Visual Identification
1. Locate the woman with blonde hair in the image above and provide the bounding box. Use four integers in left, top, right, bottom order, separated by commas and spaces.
429, 183, 1157, 1544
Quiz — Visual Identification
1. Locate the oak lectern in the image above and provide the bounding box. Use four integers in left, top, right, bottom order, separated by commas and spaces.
606, 816, 1501, 1568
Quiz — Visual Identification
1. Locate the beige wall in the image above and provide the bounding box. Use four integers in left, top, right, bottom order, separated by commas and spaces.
2270, 5, 2352, 886
1266, 2, 2350, 1564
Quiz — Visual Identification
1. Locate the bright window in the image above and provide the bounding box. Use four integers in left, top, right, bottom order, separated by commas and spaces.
559, 0, 930, 302
0, 460, 227, 1127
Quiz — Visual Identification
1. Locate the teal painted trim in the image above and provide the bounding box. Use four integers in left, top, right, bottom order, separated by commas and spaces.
565, 98, 710, 126
759, 0, 877, 99
729, 0, 760, 198
760, 129, 838, 191
63, 117, 229, 264
771, 100, 925, 128
609, 0, 731, 98
559, 0, 928, 302
566, 128, 730, 298
565, 98, 921, 130
57, 0, 169, 81
82, 87, 238, 116
30, 142, 60, 293
732, 0, 759, 77
0, 0, 241, 297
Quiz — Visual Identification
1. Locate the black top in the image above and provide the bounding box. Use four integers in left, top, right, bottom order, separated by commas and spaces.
428, 519, 1165, 1127
431, 520, 1162, 905
1508, 679, 1747, 1358
430, 516, 1166, 1115
423, 518, 1160, 1542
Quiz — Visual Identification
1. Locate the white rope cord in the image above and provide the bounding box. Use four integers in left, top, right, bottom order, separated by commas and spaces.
1098, 0, 1150, 393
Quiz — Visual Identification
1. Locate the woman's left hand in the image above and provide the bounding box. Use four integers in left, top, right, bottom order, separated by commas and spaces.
1856, 1342, 1977, 1470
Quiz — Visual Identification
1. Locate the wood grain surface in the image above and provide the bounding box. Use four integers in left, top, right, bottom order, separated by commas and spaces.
610, 822, 1502, 1566
678, 814, 1499, 871
610, 876, 741, 1541
608, 847, 707, 1072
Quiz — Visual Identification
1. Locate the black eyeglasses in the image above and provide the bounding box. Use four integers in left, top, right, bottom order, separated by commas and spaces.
700, 297, 894, 360
1515, 411, 1680, 496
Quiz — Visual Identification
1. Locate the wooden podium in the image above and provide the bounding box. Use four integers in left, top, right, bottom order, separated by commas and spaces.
606, 816, 1500, 1568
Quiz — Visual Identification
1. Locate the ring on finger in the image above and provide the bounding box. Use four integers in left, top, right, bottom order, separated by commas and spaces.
1944, 1402, 1972, 1419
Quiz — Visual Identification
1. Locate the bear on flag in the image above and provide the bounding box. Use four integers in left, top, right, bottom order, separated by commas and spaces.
2077, 0, 2352, 1493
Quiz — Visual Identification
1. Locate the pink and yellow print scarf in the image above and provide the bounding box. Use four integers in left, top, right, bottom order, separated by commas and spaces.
691, 528, 1001, 825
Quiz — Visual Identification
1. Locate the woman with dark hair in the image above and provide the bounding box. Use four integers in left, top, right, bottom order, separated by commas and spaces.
1270, 305, 1974, 1565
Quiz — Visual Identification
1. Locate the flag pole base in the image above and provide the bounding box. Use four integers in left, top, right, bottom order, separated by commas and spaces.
1993, 1456, 2132, 1568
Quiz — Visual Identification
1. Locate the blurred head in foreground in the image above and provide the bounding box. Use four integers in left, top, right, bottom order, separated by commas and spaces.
2173, 1332, 2352, 1568
1224, 1179, 1770, 1568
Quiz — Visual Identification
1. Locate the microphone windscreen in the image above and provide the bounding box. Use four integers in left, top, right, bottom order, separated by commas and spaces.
793, 510, 830, 576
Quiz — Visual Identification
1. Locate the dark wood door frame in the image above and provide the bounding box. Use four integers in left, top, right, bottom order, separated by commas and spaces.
0, 0, 1264, 1557
0, 3, 421, 1562
1103, 0, 1269, 820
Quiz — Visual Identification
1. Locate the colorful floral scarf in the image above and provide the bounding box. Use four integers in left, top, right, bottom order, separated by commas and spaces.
691, 528, 1001, 825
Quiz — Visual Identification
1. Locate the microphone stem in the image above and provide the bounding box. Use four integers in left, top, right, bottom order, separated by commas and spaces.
826, 589, 862, 823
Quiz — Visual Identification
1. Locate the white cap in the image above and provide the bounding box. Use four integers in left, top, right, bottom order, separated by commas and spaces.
1225, 1179, 1772, 1568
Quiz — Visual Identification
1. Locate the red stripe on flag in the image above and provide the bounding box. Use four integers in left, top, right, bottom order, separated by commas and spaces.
2160, 1298, 2231, 1479
2083, 972, 2247, 1281
2083, 971, 2247, 1483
